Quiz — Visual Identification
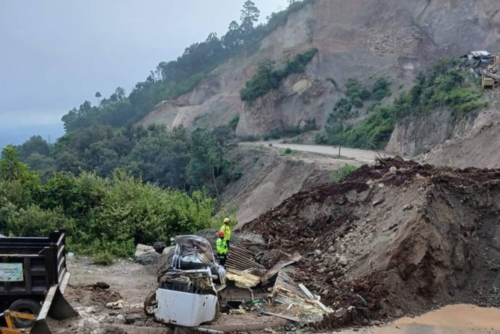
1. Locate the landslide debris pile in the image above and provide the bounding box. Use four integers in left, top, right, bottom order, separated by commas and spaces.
244, 158, 500, 327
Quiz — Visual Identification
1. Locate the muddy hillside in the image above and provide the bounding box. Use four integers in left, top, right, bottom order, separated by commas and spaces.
243, 158, 500, 325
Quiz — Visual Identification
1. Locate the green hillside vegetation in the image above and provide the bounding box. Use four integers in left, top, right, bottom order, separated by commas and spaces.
317, 58, 488, 149
62, 0, 317, 132
240, 48, 319, 102
0, 147, 215, 260
13, 123, 241, 201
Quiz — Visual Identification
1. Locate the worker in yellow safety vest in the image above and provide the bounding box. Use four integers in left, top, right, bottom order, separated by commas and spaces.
216, 231, 229, 267
220, 218, 232, 249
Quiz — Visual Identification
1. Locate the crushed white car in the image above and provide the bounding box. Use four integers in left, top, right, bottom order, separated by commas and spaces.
145, 235, 226, 327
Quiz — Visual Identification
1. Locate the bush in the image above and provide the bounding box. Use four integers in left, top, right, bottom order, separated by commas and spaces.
93, 251, 114, 266
238, 135, 260, 142
315, 133, 328, 144
284, 148, 293, 155
332, 165, 359, 183
5, 205, 69, 238
229, 115, 240, 131
0, 158, 216, 259
371, 78, 391, 101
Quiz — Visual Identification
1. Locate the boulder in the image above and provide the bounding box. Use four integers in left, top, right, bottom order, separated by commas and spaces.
135, 244, 155, 258
339, 256, 348, 266
137, 252, 160, 265
162, 246, 175, 256
153, 242, 166, 254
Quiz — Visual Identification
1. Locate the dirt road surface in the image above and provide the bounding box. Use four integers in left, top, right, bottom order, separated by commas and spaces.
66, 256, 157, 306
242, 142, 392, 164
55, 258, 500, 334
338, 305, 500, 334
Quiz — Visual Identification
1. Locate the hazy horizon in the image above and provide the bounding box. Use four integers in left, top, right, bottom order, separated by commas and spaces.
0, 0, 287, 149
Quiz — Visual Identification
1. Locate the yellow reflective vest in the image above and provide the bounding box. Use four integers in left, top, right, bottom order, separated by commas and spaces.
216, 238, 228, 255
220, 224, 231, 241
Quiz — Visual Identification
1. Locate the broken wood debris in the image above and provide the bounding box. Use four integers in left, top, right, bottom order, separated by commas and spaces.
261, 252, 302, 284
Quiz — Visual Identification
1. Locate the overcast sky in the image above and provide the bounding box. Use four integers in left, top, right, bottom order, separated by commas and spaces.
0, 0, 287, 147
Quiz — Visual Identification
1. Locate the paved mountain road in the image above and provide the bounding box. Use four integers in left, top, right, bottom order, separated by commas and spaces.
242, 141, 394, 164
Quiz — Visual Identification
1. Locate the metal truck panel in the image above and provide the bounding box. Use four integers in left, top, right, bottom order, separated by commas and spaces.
154, 288, 218, 327
0, 231, 68, 298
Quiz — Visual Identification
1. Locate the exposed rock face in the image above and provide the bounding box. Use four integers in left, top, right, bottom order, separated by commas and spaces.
419, 110, 500, 168
139, 0, 500, 136
385, 108, 487, 157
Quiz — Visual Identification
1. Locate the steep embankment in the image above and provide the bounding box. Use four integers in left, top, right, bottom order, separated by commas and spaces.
140, 0, 500, 137
222, 145, 362, 228
420, 117, 500, 168
243, 159, 500, 326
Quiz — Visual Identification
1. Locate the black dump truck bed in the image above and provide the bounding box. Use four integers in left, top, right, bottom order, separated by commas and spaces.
0, 230, 70, 300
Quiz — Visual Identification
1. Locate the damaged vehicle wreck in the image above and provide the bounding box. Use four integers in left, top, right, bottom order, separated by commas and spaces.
145, 235, 226, 328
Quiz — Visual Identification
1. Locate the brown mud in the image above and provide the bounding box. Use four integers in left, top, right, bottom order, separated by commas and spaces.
244, 158, 500, 328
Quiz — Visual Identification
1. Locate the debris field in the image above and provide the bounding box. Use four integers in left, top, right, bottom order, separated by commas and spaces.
244, 158, 500, 328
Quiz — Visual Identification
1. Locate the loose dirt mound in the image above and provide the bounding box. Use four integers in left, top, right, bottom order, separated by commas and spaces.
67, 283, 123, 307
243, 158, 500, 328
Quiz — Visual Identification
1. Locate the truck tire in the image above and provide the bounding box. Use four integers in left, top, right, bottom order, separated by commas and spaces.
144, 291, 157, 317
9, 299, 41, 328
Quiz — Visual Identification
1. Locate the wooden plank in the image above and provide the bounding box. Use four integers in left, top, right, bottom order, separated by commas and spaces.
57, 256, 65, 276
261, 311, 301, 323
44, 246, 56, 287
0, 254, 43, 258
57, 245, 65, 259
24, 257, 32, 294
58, 267, 66, 284
3, 256, 12, 293
59, 271, 71, 294
37, 285, 57, 320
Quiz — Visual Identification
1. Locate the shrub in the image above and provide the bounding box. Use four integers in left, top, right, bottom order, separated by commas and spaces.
93, 251, 114, 266
238, 135, 260, 142
229, 115, 240, 131
332, 165, 359, 183
284, 148, 293, 155
315, 133, 328, 144
372, 78, 391, 101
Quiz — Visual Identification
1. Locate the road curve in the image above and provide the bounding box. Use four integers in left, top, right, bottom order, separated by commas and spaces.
242, 141, 393, 164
